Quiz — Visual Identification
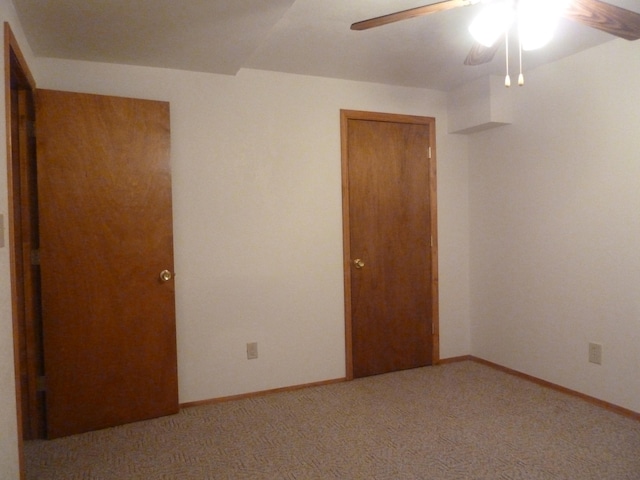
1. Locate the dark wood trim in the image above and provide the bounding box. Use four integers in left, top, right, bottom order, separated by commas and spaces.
340, 109, 440, 378
469, 356, 640, 422
339, 110, 353, 380
438, 355, 473, 364
180, 377, 347, 409
184, 356, 640, 424
428, 117, 439, 365
5, 21, 36, 480
4, 24, 35, 89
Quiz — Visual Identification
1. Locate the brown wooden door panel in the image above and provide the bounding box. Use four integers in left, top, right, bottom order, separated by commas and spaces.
36, 90, 178, 438
342, 111, 437, 378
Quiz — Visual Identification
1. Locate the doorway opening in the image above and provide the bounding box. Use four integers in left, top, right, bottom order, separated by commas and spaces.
5, 20, 42, 480
5, 20, 44, 441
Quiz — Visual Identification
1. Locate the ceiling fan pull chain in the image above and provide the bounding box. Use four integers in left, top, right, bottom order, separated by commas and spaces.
518, 26, 524, 86
505, 28, 511, 87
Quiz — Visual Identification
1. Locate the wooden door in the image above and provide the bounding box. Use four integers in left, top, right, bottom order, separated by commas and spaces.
341, 110, 438, 379
36, 89, 178, 438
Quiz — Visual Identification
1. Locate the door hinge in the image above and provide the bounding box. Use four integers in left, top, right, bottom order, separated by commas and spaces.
36, 375, 46, 392
31, 249, 40, 265
428, 146, 432, 159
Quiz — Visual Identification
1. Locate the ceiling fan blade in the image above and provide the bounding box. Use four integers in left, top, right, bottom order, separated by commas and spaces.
351, 0, 476, 31
464, 41, 501, 65
564, 0, 640, 40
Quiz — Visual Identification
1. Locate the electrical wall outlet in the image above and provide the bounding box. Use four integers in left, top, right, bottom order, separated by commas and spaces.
588, 342, 602, 365
247, 342, 258, 360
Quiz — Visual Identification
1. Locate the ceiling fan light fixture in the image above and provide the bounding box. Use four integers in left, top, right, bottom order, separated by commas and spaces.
519, 17, 557, 50
468, 2, 514, 47
517, 0, 570, 50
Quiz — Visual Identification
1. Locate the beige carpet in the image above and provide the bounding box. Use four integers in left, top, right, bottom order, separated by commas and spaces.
25, 361, 640, 479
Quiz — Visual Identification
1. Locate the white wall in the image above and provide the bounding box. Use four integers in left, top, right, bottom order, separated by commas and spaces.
34, 61, 471, 403
469, 38, 640, 413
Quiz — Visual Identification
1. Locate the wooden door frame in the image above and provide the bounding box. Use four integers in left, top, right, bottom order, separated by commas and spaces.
5, 21, 37, 480
340, 109, 439, 380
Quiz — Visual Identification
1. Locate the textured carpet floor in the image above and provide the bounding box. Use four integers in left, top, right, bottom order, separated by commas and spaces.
25, 361, 640, 479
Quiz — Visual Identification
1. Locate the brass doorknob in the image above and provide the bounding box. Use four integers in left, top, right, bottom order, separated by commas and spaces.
353, 259, 365, 269
159, 270, 173, 282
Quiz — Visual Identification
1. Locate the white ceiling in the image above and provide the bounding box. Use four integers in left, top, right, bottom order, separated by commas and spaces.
11, 0, 640, 91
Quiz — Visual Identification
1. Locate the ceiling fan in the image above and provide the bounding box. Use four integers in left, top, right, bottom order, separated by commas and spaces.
351, 0, 640, 67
